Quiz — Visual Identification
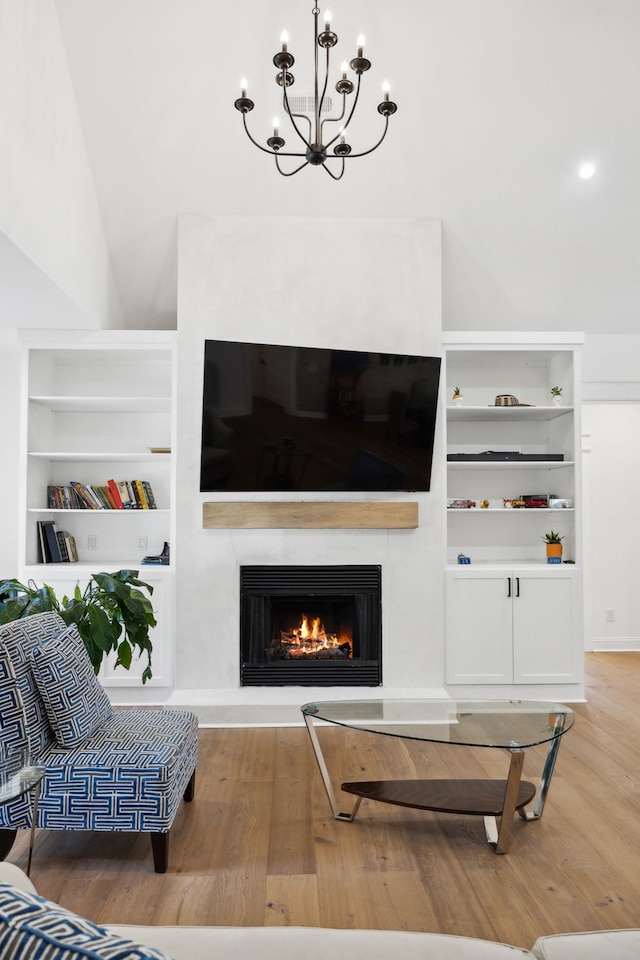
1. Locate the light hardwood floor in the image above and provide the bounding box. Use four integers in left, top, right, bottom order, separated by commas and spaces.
8, 651, 640, 949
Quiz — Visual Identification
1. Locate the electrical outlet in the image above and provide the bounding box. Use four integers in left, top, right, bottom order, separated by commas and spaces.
88, 535, 98, 550
606, 609, 615, 622
137, 536, 148, 551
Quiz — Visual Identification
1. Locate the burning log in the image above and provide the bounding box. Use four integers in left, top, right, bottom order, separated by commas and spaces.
265, 612, 353, 661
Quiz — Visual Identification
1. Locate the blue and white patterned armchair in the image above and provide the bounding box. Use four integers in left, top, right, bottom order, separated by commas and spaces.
0, 612, 198, 873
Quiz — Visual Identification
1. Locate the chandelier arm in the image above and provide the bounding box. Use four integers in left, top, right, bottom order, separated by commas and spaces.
321, 159, 346, 181
332, 116, 391, 159
337, 78, 362, 148
321, 96, 347, 130
275, 155, 310, 177
323, 77, 363, 152
320, 90, 348, 146
241, 112, 307, 158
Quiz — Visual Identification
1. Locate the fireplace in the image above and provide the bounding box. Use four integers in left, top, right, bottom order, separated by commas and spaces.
240, 565, 382, 686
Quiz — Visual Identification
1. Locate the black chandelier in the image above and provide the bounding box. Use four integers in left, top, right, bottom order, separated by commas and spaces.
234, 5, 397, 180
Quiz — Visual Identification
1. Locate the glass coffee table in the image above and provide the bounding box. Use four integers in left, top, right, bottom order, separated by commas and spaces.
0, 749, 45, 875
301, 698, 574, 854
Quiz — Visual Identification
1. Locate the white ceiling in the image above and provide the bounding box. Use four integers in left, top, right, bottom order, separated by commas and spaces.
53, 0, 640, 334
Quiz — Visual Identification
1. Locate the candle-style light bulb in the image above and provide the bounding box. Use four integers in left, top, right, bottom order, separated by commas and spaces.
382, 81, 390, 101
324, 9, 332, 29
240, 77, 247, 98
356, 33, 365, 57
281, 29, 289, 52
273, 117, 280, 137
341, 60, 348, 78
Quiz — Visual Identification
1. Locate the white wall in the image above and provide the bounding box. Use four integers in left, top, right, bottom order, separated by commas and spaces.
583, 403, 640, 650
0, 0, 122, 330
0, 333, 20, 576
174, 213, 444, 703
582, 333, 640, 651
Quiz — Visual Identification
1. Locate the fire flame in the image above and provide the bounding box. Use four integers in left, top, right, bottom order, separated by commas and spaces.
278, 613, 352, 658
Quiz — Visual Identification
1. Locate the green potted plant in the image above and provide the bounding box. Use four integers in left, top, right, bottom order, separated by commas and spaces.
452, 386, 463, 405
0, 569, 156, 683
550, 386, 563, 406
542, 531, 564, 561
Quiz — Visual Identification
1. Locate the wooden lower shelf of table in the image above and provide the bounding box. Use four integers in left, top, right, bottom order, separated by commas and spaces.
340, 779, 536, 817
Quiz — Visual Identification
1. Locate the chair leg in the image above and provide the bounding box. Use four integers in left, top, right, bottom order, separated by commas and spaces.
150, 832, 169, 873
183, 770, 196, 802
0, 830, 17, 861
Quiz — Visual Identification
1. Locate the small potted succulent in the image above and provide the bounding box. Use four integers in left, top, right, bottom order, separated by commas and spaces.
451, 386, 463, 405
542, 530, 564, 561
550, 386, 563, 406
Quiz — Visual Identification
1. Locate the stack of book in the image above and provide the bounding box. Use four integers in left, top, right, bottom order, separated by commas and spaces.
37, 521, 78, 563
47, 480, 158, 510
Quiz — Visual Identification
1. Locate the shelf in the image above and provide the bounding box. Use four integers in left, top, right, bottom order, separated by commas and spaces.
28, 508, 170, 514
20, 332, 177, 691
28, 452, 170, 462
447, 508, 575, 514
203, 501, 419, 529
445, 561, 579, 571
447, 460, 574, 471
446, 405, 573, 422
29, 396, 171, 413
22, 562, 173, 575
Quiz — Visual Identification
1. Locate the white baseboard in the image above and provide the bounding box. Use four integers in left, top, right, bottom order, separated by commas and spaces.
591, 637, 640, 652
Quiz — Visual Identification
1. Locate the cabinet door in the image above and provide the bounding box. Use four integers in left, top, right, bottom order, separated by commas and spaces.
445, 570, 513, 683
512, 571, 578, 683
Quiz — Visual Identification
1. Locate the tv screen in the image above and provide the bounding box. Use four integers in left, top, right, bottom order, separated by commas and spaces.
200, 340, 441, 493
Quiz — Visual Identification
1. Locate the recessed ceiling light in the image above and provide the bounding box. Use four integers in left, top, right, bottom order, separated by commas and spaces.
578, 162, 596, 180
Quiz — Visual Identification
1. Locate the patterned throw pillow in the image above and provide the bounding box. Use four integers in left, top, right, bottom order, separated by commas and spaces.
30, 625, 113, 748
0, 882, 172, 959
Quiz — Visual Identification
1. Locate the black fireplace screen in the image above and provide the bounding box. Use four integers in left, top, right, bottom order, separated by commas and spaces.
240, 565, 382, 686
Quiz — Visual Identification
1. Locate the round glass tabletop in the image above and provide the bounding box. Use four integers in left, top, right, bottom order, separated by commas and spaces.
301, 698, 574, 749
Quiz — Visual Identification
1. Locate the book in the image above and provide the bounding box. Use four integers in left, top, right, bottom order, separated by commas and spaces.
70, 482, 99, 509
56, 530, 70, 562
107, 478, 125, 509
116, 480, 134, 509
61, 531, 78, 562
89, 485, 110, 509
141, 480, 157, 510
47, 485, 62, 509
40, 520, 62, 562
36, 521, 48, 563
132, 480, 147, 509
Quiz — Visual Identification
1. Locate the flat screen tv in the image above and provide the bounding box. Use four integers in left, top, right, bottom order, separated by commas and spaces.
200, 340, 441, 493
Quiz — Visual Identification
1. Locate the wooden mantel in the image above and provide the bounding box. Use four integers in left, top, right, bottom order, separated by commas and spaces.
202, 501, 419, 530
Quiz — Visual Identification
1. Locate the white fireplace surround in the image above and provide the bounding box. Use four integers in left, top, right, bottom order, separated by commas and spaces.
171, 213, 445, 716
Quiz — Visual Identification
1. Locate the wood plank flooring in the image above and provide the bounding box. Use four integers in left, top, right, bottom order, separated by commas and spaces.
8, 651, 640, 949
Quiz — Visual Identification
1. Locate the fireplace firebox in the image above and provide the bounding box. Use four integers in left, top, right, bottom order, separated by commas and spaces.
240, 565, 382, 686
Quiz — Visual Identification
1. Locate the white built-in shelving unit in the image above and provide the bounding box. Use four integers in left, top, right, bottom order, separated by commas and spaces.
442, 332, 584, 700
18, 330, 177, 693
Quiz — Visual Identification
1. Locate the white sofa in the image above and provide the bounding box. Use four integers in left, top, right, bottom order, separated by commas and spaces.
0, 862, 638, 960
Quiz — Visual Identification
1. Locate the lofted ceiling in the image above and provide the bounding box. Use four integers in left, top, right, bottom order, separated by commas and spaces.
52, 0, 640, 334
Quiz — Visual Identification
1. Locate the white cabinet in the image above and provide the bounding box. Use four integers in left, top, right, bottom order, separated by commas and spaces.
442, 333, 584, 699
445, 567, 580, 686
18, 330, 176, 693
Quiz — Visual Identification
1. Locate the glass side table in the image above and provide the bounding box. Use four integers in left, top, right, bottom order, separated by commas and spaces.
0, 748, 45, 876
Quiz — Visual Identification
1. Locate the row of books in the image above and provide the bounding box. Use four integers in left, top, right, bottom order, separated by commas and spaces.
37, 521, 79, 563
46, 480, 157, 511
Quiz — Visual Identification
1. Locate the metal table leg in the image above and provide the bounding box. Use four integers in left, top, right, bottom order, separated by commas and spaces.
304, 714, 362, 821
484, 748, 525, 854
26, 779, 41, 877
521, 710, 568, 821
